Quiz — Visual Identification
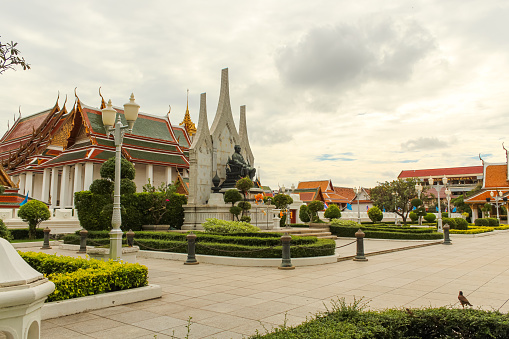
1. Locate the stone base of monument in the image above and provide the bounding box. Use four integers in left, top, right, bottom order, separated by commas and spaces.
142, 225, 171, 231
183, 202, 276, 230
87, 246, 139, 263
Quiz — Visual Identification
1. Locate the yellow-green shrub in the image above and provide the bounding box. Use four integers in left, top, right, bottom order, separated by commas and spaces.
449, 227, 494, 234
19, 252, 148, 302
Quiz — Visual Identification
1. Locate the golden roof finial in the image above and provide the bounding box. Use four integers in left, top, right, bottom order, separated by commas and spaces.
99, 87, 106, 109
179, 89, 196, 137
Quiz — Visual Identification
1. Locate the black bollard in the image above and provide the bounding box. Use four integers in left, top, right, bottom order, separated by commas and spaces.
278, 233, 295, 270
184, 232, 199, 265
41, 227, 52, 249
126, 229, 135, 247
443, 224, 452, 245
77, 229, 88, 253
353, 229, 368, 261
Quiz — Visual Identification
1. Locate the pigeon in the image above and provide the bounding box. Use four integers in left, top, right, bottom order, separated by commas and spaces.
458, 291, 473, 308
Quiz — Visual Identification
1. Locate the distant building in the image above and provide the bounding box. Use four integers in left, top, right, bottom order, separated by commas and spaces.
398, 166, 483, 199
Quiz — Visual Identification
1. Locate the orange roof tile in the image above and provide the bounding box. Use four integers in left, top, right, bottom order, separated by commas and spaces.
398, 166, 483, 179
334, 187, 356, 201
297, 180, 332, 192
484, 165, 509, 188
466, 190, 509, 203
299, 192, 317, 202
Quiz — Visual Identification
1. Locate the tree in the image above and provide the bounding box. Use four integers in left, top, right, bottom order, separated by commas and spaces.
324, 204, 341, 221
100, 157, 136, 181
367, 206, 383, 223
0, 38, 30, 74
236, 177, 253, 221
273, 194, 293, 210
18, 200, 50, 239
370, 178, 421, 225
142, 180, 178, 225
224, 189, 243, 220
299, 205, 311, 223
307, 200, 324, 222
411, 198, 426, 225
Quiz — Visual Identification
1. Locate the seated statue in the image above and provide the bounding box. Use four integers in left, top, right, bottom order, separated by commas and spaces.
229, 145, 256, 180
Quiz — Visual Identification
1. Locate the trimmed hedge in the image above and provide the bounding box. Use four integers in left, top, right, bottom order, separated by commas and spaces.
449, 227, 494, 234
250, 301, 509, 338
330, 225, 443, 240
475, 218, 499, 226
64, 231, 335, 258
10, 228, 45, 240
19, 251, 148, 302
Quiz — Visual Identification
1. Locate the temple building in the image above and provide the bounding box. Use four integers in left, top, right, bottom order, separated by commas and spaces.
398, 166, 483, 199
0, 90, 195, 210
465, 150, 509, 222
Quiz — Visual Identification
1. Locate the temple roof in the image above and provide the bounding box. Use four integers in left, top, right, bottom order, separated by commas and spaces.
483, 164, 508, 188
297, 180, 334, 192
398, 166, 483, 179
179, 90, 197, 138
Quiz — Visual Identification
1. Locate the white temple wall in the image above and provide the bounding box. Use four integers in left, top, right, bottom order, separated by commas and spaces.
153, 165, 166, 188
32, 173, 43, 201
133, 164, 147, 191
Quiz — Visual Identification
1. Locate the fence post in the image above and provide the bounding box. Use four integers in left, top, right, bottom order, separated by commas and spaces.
443, 224, 452, 245
126, 229, 135, 247
353, 229, 368, 261
77, 229, 88, 253
41, 227, 52, 249
278, 233, 295, 270
184, 232, 199, 265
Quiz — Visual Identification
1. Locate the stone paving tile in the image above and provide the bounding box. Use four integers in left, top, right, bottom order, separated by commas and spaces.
89, 305, 135, 317
201, 301, 246, 314
104, 309, 161, 323
131, 315, 188, 332
199, 313, 253, 331
87, 325, 155, 339
159, 322, 223, 338
170, 307, 219, 321
40, 327, 93, 339
45, 312, 101, 326
64, 318, 123, 335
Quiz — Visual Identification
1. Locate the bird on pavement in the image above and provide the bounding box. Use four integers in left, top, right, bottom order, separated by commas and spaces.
458, 291, 473, 308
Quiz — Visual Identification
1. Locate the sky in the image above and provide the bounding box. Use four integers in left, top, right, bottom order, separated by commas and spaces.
1, 1, 508, 190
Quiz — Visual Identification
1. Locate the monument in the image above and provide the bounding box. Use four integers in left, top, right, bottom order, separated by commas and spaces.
182, 69, 272, 230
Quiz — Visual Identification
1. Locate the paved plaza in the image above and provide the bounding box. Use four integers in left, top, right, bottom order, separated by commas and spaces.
35, 231, 509, 338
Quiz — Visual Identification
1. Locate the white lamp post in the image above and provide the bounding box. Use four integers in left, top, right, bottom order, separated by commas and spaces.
392, 191, 398, 225
445, 187, 452, 218
488, 191, 506, 224
428, 175, 447, 233
354, 187, 361, 224
415, 182, 423, 225
101, 94, 140, 261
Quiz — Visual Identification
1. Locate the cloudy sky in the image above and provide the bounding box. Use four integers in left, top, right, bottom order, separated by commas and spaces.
1, 1, 508, 190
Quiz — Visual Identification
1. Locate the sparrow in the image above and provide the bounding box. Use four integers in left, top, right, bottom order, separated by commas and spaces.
458, 291, 473, 308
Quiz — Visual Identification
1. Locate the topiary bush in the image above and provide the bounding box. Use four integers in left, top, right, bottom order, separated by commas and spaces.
424, 213, 436, 223
324, 205, 341, 221
18, 200, 51, 239
202, 218, 259, 233
442, 217, 457, 229
475, 218, 490, 226
330, 219, 362, 227
0, 219, 12, 241
453, 217, 468, 230
100, 157, 136, 181
367, 206, 383, 223
487, 217, 499, 226
409, 212, 418, 223
299, 205, 311, 223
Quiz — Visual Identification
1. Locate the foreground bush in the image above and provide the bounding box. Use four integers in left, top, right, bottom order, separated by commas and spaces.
0, 219, 12, 241
330, 219, 361, 227
20, 252, 148, 302
202, 218, 259, 233
250, 298, 509, 338
10, 228, 44, 240
330, 225, 443, 240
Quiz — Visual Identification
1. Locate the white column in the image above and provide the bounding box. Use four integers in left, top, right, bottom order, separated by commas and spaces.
166, 167, 173, 185
72, 164, 83, 205
83, 162, 94, 191
146, 164, 154, 186
50, 167, 59, 208
18, 173, 26, 195
60, 165, 70, 208
41, 168, 51, 202
25, 171, 33, 197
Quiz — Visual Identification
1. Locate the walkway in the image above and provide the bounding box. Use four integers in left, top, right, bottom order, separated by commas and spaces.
35, 231, 509, 338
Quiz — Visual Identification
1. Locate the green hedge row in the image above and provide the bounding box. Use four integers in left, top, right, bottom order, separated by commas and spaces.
19, 251, 148, 302
330, 226, 443, 240
73, 230, 318, 247
64, 235, 335, 258
251, 304, 509, 338
10, 228, 45, 240
442, 217, 469, 230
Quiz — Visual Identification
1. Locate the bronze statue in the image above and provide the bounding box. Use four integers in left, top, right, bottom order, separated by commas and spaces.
231, 145, 256, 180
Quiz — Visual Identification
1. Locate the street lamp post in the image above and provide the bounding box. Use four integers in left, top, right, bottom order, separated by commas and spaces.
428, 175, 448, 233
487, 191, 506, 224
415, 182, 423, 226
354, 187, 361, 224
445, 188, 452, 218
101, 94, 140, 261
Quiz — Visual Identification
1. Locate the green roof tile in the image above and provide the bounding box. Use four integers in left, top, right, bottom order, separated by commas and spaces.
128, 149, 187, 165
44, 150, 88, 165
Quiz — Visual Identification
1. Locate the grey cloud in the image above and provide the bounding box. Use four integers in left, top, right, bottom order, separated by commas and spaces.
275, 17, 436, 89
401, 137, 448, 151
